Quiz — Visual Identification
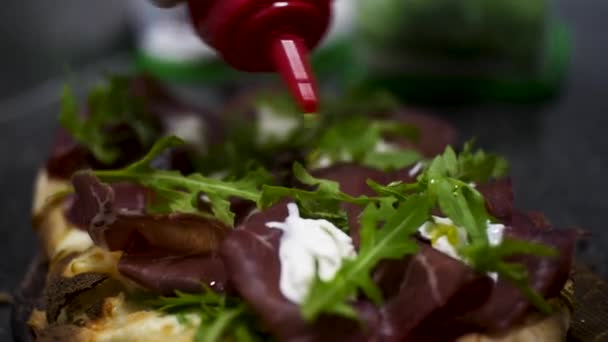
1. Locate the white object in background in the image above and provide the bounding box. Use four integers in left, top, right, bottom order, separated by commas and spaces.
128, 0, 216, 63
320, 0, 356, 47
256, 105, 300, 144
140, 20, 217, 63
164, 113, 208, 152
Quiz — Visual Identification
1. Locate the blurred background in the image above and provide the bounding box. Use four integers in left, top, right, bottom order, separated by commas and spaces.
0, 0, 607, 339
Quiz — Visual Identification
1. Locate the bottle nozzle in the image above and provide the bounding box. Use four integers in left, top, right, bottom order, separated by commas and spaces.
271, 35, 319, 113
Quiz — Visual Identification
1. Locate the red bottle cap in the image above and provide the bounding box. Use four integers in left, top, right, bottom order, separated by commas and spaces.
187, 0, 331, 113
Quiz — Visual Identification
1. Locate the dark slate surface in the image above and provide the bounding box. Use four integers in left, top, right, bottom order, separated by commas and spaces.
0, 0, 606, 340
0, 1, 130, 340
441, 0, 608, 275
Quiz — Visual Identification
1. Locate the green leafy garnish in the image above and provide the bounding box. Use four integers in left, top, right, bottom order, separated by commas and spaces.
94, 136, 272, 226
363, 149, 422, 172
93, 137, 376, 227
430, 177, 489, 243
301, 143, 552, 321
421, 146, 555, 313
319, 89, 401, 119
195, 305, 250, 342
195, 90, 422, 178
420, 144, 509, 242
105, 135, 552, 320
176, 313, 194, 326
145, 289, 229, 312
259, 163, 375, 227
301, 194, 433, 320
425, 141, 509, 183
71, 76, 556, 325
146, 289, 266, 342
460, 239, 558, 314
192, 90, 312, 180
60, 76, 161, 164
310, 116, 422, 172
306, 90, 421, 171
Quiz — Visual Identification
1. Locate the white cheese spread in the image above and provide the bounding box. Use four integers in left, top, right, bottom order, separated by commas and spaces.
418, 216, 505, 280
266, 203, 356, 303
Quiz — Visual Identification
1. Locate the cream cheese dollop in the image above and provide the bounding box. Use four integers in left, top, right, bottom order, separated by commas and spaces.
418, 216, 468, 260
266, 203, 356, 304
418, 216, 505, 280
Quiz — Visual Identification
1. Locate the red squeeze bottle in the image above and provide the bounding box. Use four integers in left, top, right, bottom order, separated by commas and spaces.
187, 0, 332, 113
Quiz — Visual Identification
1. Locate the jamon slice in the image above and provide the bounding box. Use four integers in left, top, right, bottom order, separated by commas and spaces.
376, 245, 493, 341
118, 244, 229, 295
69, 173, 231, 294
221, 201, 381, 341
453, 227, 579, 333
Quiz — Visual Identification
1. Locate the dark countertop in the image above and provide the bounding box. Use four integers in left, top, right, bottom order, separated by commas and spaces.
0, 0, 607, 340
443, 0, 608, 275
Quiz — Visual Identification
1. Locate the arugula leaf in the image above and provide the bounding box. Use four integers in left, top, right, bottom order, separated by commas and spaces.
94, 136, 271, 226
366, 179, 424, 200
319, 89, 401, 120
311, 116, 422, 172
195, 89, 421, 177
423, 143, 510, 242
146, 289, 266, 342
176, 313, 194, 326
460, 239, 558, 314
145, 289, 229, 313
194, 304, 268, 342
456, 141, 509, 183
374, 120, 420, 141
259, 163, 374, 227
442, 146, 459, 176
301, 194, 432, 321
363, 149, 422, 172
420, 145, 556, 313
430, 178, 489, 243
293, 162, 342, 192
193, 91, 314, 181
60, 76, 161, 165
367, 180, 407, 201
60, 85, 118, 164
424, 141, 509, 183
195, 305, 247, 342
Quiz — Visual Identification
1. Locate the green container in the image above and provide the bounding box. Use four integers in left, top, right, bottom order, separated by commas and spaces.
351, 0, 572, 103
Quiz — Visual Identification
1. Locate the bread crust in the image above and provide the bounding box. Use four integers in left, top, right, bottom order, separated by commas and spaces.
457, 300, 571, 342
